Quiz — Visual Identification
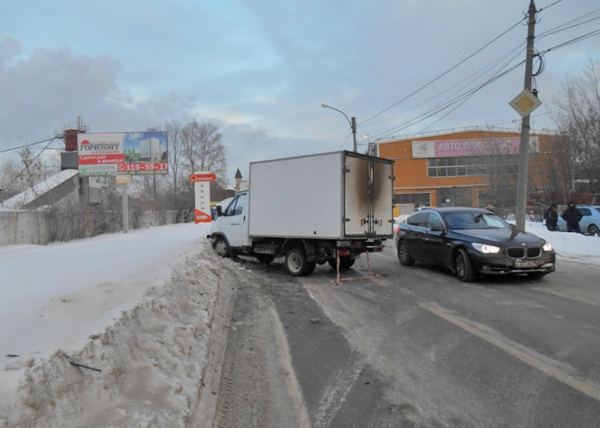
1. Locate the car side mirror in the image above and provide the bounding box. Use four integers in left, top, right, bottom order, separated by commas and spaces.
431, 225, 444, 232
216, 206, 223, 217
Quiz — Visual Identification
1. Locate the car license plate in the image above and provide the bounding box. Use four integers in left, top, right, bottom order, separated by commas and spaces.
514, 260, 538, 268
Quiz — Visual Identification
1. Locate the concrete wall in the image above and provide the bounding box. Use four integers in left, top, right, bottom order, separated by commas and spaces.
0, 210, 180, 247
0, 211, 49, 246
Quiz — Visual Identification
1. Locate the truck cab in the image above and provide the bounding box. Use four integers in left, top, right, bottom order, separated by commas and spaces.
211, 192, 250, 255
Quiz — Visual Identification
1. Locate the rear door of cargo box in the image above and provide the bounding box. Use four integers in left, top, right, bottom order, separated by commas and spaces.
372, 158, 394, 238
344, 153, 370, 237
344, 153, 394, 238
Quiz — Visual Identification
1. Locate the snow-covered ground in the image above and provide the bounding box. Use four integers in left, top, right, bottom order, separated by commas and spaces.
0, 223, 239, 428
1, 220, 599, 427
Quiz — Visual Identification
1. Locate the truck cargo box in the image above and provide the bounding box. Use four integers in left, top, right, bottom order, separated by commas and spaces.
248, 151, 394, 240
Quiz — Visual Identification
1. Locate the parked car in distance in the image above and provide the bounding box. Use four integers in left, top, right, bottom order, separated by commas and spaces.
397, 207, 556, 282
556, 206, 600, 236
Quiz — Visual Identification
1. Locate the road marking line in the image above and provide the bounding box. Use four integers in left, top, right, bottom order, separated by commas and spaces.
419, 302, 600, 403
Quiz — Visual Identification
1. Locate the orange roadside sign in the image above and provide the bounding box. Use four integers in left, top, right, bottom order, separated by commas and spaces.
190, 172, 217, 182
194, 208, 211, 224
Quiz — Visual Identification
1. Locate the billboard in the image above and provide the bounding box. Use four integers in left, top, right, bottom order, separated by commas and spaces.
78, 132, 168, 176
411, 137, 539, 159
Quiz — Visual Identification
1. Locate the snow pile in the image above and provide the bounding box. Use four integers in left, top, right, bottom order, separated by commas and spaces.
0, 224, 238, 428
525, 221, 600, 264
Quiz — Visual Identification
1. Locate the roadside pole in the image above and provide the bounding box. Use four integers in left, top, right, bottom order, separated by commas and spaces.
122, 183, 129, 233
117, 175, 132, 233
515, 0, 537, 231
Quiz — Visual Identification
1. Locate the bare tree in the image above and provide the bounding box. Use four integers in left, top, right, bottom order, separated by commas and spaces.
551, 58, 600, 202
181, 120, 227, 179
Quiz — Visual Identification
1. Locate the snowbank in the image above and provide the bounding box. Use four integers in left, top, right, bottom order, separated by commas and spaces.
525, 221, 600, 264
0, 224, 238, 428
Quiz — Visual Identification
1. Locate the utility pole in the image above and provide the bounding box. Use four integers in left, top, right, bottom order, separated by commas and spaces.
351, 117, 357, 153
515, 0, 537, 231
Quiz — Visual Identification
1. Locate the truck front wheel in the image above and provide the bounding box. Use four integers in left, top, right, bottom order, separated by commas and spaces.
285, 248, 315, 276
214, 237, 231, 258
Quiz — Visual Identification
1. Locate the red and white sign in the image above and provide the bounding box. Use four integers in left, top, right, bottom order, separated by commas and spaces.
189, 172, 217, 182
194, 208, 211, 224
193, 171, 215, 224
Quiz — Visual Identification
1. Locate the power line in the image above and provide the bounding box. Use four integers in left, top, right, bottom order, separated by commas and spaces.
538, 0, 563, 13
537, 8, 600, 40
0, 137, 59, 154
538, 28, 600, 55
359, 17, 526, 126
371, 61, 525, 140
369, 43, 526, 140
0, 138, 57, 194
365, 12, 600, 142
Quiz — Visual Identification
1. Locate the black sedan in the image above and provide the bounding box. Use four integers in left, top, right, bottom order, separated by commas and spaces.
397, 207, 556, 282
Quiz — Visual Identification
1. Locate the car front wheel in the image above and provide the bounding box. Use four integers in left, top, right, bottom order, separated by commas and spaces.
588, 224, 599, 236
398, 241, 415, 266
455, 248, 475, 282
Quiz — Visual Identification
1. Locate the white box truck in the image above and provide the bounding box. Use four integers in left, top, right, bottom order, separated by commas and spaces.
209, 151, 395, 276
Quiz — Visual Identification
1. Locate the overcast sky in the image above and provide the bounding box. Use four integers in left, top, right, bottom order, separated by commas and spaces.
1, 0, 599, 185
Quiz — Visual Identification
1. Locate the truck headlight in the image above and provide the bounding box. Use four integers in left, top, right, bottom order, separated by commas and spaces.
542, 242, 553, 252
472, 243, 501, 254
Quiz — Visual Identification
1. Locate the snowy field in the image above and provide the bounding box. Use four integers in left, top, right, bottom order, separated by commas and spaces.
0, 222, 240, 428
1, 220, 600, 427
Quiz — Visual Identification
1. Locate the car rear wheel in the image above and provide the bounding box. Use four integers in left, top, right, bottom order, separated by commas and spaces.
398, 241, 415, 266
455, 248, 475, 282
588, 224, 599, 236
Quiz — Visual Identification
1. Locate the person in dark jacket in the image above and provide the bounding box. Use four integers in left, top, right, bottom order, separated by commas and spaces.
561, 201, 583, 233
544, 202, 559, 231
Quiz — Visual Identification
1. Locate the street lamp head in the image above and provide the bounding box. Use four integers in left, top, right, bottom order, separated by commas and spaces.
321, 103, 329, 108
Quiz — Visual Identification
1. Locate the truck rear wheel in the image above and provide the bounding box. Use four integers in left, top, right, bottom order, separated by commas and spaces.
328, 256, 355, 270
285, 248, 314, 276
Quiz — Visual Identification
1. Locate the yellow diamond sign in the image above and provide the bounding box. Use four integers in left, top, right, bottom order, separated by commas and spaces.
509, 89, 542, 118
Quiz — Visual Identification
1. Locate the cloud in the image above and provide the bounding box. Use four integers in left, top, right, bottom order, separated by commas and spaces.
0, 39, 197, 151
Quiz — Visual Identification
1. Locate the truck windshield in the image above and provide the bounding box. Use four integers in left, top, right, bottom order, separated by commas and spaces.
225, 193, 247, 216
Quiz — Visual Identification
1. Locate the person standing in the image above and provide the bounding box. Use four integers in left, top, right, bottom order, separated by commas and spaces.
544, 203, 559, 231
486, 204, 494, 212
561, 201, 583, 233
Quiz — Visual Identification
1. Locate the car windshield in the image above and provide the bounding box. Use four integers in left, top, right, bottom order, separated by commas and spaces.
444, 212, 510, 230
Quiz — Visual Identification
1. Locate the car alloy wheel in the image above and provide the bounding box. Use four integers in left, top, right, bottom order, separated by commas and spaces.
455, 248, 474, 282
398, 241, 415, 266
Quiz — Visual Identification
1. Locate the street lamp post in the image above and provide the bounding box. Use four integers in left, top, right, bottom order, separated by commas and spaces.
321, 104, 357, 152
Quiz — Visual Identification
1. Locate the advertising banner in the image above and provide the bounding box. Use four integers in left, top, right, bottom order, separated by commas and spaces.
411, 137, 539, 159
78, 132, 168, 176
